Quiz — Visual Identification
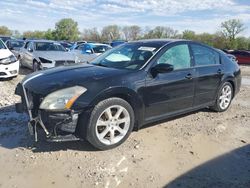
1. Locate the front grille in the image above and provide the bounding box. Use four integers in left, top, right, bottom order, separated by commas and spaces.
55, 60, 75, 66
0, 72, 7, 76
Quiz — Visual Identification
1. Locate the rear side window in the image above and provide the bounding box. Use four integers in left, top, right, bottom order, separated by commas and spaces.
157, 44, 191, 70
191, 44, 220, 66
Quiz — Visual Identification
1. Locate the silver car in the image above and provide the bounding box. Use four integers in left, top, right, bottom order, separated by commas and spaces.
5, 39, 25, 58
19, 40, 77, 71
71, 43, 112, 63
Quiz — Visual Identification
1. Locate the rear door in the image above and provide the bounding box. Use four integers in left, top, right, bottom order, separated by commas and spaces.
190, 44, 223, 107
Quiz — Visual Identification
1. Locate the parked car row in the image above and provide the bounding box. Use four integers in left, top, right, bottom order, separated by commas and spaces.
0, 36, 114, 78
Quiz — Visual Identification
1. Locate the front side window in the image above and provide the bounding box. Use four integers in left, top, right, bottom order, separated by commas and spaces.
91, 43, 161, 70
157, 44, 191, 70
191, 44, 220, 66
27, 42, 33, 51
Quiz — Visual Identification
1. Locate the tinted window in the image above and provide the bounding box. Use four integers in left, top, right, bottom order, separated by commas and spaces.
0, 40, 6, 49
9, 40, 24, 48
238, 51, 250, 56
157, 44, 191, 70
191, 44, 220, 66
92, 45, 111, 53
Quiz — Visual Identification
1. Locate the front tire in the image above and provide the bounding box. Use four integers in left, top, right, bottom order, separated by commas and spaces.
33, 61, 40, 72
86, 97, 134, 150
211, 82, 233, 112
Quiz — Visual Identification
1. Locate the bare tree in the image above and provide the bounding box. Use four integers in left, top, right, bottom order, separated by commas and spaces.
122, 25, 141, 41
143, 26, 178, 39
101, 25, 121, 42
82, 28, 100, 42
122, 26, 130, 41
221, 19, 245, 41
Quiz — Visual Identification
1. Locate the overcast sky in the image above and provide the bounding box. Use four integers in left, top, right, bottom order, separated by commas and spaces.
1, 0, 250, 36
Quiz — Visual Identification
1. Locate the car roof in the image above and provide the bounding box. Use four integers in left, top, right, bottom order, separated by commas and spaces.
25, 39, 59, 43
6, 39, 24, 42
0, 35, 11, 38
132, 38, 188, 44
87, 43, 111, 47
33, 40, 58, 43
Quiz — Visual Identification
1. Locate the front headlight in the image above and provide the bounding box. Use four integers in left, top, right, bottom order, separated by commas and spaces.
39, 86, 87, 110
39, 57, 53, 64
0, 55, 17, 64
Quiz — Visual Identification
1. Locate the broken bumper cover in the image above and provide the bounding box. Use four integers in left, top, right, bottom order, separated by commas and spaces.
15, 83, 81, 142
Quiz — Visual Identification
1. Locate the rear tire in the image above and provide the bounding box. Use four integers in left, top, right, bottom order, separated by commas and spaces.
210, 82, 233, 112
33, 61, 40, 72
19, 56, 24, 68
85, 97, 134, 150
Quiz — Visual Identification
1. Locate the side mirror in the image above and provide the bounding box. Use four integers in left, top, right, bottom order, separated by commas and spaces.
9, 46, 14, 50
28, 48, 33, 52
151, 63, 173, 77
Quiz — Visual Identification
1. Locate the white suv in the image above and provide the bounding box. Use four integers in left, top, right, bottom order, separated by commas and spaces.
0, 39, 19, 78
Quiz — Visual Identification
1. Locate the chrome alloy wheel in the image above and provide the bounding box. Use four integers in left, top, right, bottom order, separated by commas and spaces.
219, 85, 232, 110
95, 105, 130, 145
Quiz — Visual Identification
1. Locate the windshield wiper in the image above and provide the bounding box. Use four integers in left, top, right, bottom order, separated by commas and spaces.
96, 63, 108, 67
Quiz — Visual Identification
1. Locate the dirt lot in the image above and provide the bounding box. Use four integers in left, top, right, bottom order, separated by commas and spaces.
0, 66, 249, 188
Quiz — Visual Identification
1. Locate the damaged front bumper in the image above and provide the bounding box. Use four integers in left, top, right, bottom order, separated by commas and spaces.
15, 83, 81, 142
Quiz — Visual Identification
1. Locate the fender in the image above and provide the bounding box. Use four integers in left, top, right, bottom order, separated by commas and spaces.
88, 86, 145, 129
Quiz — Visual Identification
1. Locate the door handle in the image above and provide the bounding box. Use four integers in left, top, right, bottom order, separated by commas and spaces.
217, 69, 222, 74
185, 73, 193, 80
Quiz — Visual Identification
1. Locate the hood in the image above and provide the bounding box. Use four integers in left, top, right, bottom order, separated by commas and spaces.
34, 51, 76, 61
0, 49, 13, 59
22, 63, 129, 96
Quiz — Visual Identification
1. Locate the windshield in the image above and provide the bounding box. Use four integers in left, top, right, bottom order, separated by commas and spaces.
10, 41, 24, 48
35, 42, 66, 51
0, 37, 10, 43
92, 45, 111, 53
0, 40, 6, 49
91, 43, 161, 70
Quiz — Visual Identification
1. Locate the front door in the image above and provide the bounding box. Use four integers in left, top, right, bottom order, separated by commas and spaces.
144, 43, 195, 121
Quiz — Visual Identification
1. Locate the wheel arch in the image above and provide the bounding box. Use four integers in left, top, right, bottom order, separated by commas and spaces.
89, 87, 145, 130
221, 75, 236, 98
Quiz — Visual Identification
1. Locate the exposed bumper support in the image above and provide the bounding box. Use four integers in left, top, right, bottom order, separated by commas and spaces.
15, 82, 81, 142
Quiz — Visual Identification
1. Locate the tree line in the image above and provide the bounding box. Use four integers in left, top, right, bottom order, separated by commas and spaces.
0, 18, 249, 50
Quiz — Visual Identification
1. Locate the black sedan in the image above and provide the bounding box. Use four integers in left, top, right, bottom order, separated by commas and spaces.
15, 39, 241, 150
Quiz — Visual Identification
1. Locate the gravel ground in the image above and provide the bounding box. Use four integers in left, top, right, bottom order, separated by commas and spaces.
0, 66, 249, 188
